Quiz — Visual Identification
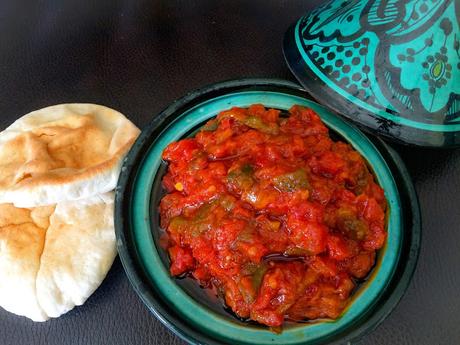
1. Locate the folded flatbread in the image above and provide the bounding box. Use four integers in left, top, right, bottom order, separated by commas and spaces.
0, 193, 116, 321
0, 104, 140, 207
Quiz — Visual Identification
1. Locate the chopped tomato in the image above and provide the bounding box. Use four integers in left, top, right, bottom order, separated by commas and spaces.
159, 105, 387, 328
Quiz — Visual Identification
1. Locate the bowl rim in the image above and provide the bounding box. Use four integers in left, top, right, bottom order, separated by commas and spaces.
115, 78, 421, 345
128, 87, 401, 343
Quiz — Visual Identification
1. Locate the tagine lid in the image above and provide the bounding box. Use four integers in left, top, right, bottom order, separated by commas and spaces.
283, 0, 460, 147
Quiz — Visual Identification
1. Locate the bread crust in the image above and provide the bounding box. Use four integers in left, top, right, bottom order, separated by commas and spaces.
0, 104, 140, 207
0, 193, 116, 321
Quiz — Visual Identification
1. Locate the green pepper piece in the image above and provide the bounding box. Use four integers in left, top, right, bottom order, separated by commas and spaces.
202, 119, 218, 132
244, 116, 279, 135
169, 201, 217, 237
336, 208, 368, 240
241, 262, 268, 291
189, 152, 207, 171
352, 169, 370, 195
272, 169, 310, 192
236, 225, 256, 243
227, 164, 254, 192
195, 202, 214, 220
251, 263, 268, 292
341, 218, 368, 240
190, 222, 211, 237
168, 216, 188, 234
219, 194, 236, 212
241, 262, 259, 275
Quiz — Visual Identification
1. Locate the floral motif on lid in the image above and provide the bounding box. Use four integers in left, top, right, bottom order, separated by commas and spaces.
293, 0, 459, 132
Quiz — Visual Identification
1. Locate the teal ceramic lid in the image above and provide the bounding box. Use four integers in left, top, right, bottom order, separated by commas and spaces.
283, 0, 460, 147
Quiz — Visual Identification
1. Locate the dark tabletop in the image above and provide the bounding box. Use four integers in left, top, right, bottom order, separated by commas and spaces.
0, 1, 459, 344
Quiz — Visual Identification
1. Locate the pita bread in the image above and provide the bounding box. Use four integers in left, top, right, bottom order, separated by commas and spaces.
0, 193, 116, 321
0, 204, 53, 321
0, 104, 140, 207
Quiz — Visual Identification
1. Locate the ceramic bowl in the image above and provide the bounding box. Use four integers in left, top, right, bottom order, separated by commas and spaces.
115, 79, 420, 345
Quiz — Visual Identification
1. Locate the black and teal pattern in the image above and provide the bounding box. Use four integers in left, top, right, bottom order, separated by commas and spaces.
284, 0, 460, 147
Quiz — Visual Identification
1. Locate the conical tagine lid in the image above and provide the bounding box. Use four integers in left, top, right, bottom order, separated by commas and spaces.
283, 0, 459, 147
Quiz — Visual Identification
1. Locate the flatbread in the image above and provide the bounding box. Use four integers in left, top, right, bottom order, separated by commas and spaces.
0, 204, 53, 321
36, 193, 116, 318
0, 104, 140, 207
0, 193, 116, 321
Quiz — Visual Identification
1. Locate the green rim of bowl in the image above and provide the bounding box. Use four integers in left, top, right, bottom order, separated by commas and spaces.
115, 78, 420, 345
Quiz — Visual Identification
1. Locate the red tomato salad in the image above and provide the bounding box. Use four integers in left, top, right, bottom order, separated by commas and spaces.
159, 105, 387, 328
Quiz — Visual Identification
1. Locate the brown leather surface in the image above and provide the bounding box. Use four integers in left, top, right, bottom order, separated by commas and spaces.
0, 1, 459, 344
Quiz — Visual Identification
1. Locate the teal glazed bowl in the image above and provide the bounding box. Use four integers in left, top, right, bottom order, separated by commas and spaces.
115, 79, 421, 345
